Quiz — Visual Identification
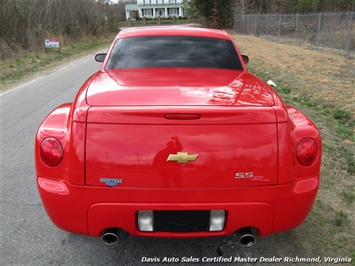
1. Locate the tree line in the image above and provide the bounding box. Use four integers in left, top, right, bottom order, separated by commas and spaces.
233, 0, 354, 14
0, 0, 123, 60
185, 0, 355, 28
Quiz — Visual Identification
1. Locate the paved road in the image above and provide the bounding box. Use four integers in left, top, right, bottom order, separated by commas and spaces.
1, 51, 312, 265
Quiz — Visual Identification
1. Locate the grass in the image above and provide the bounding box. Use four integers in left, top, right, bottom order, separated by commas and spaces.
341, 190, 355, 204
0, 37, 113, 91
334, 211, 349, 227
232, 34, 355, 260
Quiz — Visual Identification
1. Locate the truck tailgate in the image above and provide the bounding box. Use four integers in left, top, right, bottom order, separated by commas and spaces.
85, 107, 278, 188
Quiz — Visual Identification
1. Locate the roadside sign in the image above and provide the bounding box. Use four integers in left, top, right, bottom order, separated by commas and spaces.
45, 39, 60, 52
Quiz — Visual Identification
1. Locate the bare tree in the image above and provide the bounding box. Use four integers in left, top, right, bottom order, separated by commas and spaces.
235, 0, 255, 15
0, 0, 119, 59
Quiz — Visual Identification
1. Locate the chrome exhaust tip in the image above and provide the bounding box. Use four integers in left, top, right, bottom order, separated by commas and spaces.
101, 228, 120, 245
236, 227, 256, 247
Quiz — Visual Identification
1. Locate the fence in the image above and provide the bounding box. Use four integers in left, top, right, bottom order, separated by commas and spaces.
234, 12, 354, 57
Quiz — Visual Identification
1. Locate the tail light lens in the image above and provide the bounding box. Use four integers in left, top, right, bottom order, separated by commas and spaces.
40, 138, 63, 167
296, 138, 318, 166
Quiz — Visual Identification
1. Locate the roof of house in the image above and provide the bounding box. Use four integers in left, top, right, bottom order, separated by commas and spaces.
125, 4, 138, 11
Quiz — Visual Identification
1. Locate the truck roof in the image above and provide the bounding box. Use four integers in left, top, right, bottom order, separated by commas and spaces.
117, 26, 231, 40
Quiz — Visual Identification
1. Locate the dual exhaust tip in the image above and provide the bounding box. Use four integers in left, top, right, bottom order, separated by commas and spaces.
101, 227, 256, 247
101, 228, 120, 245
236, 227, 256, 247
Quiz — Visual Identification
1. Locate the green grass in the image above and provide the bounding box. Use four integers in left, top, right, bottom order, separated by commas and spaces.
334, 211, 349, 227
341, 190, 355, 204
333, 109, 351, 121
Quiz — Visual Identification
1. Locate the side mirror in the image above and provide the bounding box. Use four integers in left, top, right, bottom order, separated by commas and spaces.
242, 55, 249, 64
95, 53, 107, 62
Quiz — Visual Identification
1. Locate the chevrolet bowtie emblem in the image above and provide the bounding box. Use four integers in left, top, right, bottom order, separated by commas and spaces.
167, 152, 198, 164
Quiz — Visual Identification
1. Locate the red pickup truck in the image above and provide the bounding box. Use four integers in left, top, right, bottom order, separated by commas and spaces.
35, 26, 321, 246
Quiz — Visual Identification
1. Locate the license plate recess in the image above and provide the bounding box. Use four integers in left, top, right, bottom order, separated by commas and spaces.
153, 210, 210, 232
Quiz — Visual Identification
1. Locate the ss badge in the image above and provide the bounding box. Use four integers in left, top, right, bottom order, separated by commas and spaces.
235, 172, 254, 179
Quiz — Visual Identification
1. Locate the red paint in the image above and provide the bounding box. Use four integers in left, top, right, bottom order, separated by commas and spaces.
86, 69, 275, 107
35, 26, 321, 240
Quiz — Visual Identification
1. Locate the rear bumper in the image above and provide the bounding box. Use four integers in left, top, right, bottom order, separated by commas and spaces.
37, 175, 319, 238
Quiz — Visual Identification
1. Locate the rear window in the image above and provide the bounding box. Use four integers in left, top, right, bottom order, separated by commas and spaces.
106, 36, 243, 70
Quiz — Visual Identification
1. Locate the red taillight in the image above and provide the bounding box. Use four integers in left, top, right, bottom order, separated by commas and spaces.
40, 138, 63, 167
296, 138, 318, 166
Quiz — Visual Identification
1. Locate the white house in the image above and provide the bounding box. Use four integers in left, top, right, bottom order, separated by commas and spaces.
125, 0, 184, 20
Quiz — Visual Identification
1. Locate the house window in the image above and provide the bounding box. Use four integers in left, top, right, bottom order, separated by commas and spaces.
144, 0, 151, 4
143, 9, 152, 16
170, 0, 176, 3
169, 8, 178, 16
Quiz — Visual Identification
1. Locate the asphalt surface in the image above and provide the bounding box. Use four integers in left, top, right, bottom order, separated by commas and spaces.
1, 51, 314, 266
